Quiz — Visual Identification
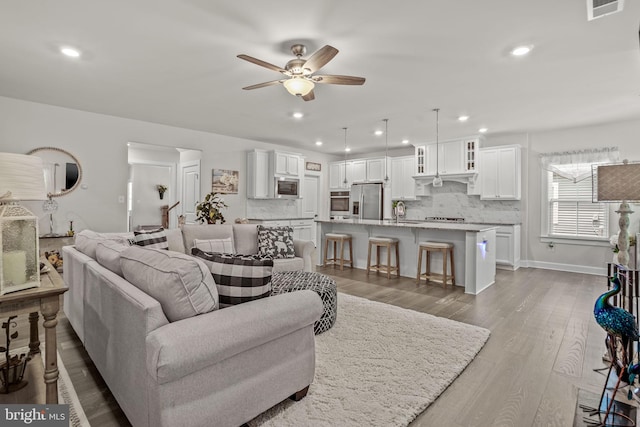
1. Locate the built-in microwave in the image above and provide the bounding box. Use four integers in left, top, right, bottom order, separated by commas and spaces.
275, 177, 299, 198
330, 190, 350, 217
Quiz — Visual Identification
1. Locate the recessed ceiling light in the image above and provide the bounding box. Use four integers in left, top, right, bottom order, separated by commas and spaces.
315, 141, 323, 146
478, 127, 488, 133
458, 115, 469, 122
345, 147, 351, 152
60, 47, 81, 58
511, 45, 532, 57
374, 130, 383, 136
292, 112, 304, 119
401, 139, 409, 144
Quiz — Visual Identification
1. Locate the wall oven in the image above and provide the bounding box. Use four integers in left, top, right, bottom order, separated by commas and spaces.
275, 177, 299, 198
330, 190, 351, 217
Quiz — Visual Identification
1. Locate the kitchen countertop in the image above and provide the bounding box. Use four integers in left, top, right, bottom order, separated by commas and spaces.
316, 218, 498, 232
246, 217, 315, 221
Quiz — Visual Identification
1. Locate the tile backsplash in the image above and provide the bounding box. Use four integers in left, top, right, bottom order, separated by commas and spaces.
246, 198, 300, 220
402, 182, 521, 224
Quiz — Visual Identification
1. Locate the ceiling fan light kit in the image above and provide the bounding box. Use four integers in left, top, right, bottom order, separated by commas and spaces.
283, 77, 314, 96
238, 44, 365, 101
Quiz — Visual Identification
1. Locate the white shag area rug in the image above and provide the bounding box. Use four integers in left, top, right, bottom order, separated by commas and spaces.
250, 292, 491, 427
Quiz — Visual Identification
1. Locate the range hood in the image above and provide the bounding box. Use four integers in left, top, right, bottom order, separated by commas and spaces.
412, 171, 478, 186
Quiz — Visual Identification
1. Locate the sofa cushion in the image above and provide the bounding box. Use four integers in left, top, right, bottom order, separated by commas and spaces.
95, 240, 129, 277
120, 246, 218, 322
75, 230, 133, 259
232, 224, 259, 255
193, 238, 235, 254
192, 248, 273, 308
181, 224, 233, 253
272, 257, 305, 273
165, 228, 186, 253
257, 225, 295, 259
133, 228, 169, 250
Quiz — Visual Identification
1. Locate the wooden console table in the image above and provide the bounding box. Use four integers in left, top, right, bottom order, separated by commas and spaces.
0, 260, 67, 404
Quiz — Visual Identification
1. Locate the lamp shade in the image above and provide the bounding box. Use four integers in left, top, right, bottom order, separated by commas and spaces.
283, 78, 314, 96
0, 153, 47, 201
594, 162, 640, 202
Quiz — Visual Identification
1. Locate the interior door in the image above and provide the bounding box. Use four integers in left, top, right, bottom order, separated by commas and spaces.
302, 174, 319, 245
181, 160, 200, 223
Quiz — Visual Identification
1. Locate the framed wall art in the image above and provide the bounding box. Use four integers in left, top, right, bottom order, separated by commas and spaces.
212, 169, 239, 194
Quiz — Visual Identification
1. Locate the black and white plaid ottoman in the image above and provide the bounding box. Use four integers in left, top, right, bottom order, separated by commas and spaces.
271, 271, 337, 335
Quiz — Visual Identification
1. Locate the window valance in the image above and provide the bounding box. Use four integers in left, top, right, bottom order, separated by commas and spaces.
540, 146, 619, 182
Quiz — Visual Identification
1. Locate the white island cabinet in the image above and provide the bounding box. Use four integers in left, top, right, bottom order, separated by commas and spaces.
316, 219, 497, 295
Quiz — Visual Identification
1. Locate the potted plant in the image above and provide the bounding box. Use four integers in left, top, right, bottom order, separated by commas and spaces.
196, 192, 228, 224
157, 185, 168, 200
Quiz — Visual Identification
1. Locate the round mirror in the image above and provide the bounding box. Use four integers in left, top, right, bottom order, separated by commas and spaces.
27, 147, 82, 198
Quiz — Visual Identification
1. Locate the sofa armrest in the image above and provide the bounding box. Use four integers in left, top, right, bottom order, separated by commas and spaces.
293, 239, 316, 272
146, 290, 323, 384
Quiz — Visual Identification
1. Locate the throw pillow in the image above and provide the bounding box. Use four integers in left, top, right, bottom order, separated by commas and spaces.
193, 237, 235, 254
75, 230, 133, 259
95, 240, 129, 277
257, 225, 295, 259
192, 248, 273, 308
121, 246, 218, 322
133, 228, 169, 250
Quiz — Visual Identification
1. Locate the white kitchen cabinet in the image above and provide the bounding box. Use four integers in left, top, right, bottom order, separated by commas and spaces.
366, 157, 387, 182
479, 145, 521, 200
247, 149, 271, 199
415, 145, 426, 175
351, 160, 367, 183
495, 224, 521, 270
390, 156, 416, 200
291, 219, 315, 244
329, 161, 353, 189
425, 140, 464, 175
274, 151, 301, 177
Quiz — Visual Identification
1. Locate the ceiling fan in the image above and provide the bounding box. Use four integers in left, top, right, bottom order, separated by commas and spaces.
237, 44, 365, 101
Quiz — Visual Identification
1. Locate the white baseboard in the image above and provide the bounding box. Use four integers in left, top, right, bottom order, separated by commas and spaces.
521, 259, 607, 276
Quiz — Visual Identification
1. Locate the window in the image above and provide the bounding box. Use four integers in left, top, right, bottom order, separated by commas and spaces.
540, 147, 619, 242
546, 165, 608, 238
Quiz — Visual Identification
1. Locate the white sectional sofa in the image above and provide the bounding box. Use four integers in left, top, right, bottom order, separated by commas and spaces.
62, 224, 322, 427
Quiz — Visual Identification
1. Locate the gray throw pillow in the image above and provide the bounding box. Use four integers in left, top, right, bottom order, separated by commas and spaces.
120, 246, 218, 321
257, 225, 295, 259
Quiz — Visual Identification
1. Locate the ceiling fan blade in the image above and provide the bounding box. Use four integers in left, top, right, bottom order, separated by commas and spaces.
302, 90, 315, 101
242, 80, 283, 90
313, 75, 366, 85
303, 45, 339, 74
237, 54, 287, 74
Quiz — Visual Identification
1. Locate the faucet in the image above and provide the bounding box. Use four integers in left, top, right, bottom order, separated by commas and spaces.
394, 201, 406, 223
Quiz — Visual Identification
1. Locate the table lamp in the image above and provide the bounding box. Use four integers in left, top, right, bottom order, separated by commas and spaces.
594, 160, 640, 267
0, 153, 47, 294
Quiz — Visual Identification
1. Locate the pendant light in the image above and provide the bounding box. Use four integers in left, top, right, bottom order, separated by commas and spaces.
432, 108, 443, 187
343, 127, 348, 185
383, 118, 390, 183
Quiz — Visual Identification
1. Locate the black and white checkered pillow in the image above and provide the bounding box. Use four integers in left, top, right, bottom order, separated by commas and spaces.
133, 228, 169, 250
257, 225, 295, 259
192, 248, 273, 307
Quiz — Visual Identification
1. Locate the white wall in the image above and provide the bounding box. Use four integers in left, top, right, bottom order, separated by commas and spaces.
0, 96, 336, 233
521, 119, 640, 273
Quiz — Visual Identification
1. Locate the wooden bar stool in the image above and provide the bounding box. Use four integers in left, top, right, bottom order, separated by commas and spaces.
417, 241, 455, 288
366, 237, 400, 279
323, 233, 353, 270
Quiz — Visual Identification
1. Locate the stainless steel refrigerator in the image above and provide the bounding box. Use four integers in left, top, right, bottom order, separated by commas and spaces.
350, 183, 383, 220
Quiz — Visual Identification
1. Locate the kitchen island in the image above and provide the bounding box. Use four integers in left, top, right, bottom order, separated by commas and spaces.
316, 219, 498, 295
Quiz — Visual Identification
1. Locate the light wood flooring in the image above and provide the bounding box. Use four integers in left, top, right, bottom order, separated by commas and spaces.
0, 266, 622, 426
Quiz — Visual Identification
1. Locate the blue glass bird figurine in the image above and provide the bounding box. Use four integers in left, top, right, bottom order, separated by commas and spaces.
594, 274, 639, 342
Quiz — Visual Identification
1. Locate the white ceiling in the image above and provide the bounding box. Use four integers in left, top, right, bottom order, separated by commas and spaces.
1, 1, 639, 156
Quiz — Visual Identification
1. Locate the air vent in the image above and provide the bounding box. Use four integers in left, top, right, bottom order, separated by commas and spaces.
587, 0, 624, 20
